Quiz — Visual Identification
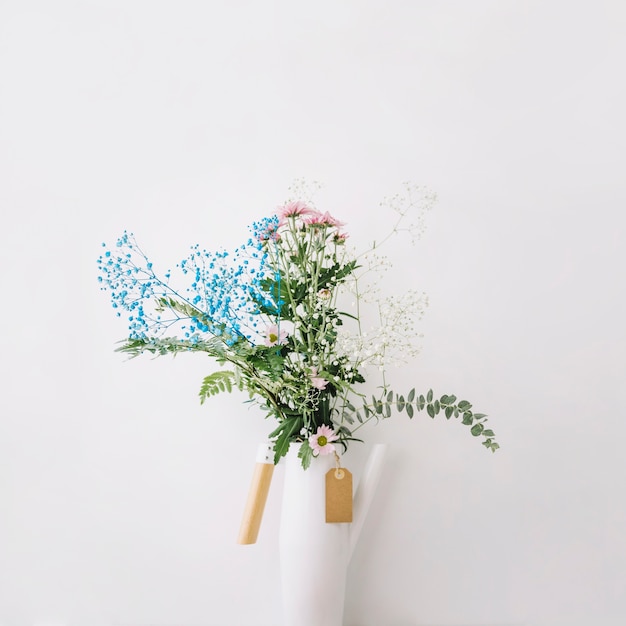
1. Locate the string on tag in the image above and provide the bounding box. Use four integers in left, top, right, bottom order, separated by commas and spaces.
334, 451, 345, 480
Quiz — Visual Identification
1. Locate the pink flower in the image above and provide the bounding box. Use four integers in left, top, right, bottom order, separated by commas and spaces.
309, 424, 339, 456
304, 211, 346, 229
264, 323, 288, 347
309, 366, 328, 390
257, 223, 280, 242
276, 201, 320, 227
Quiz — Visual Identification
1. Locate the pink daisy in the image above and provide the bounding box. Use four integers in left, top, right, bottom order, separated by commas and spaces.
257, 222, 281, 242
309, 424, 339, 456
264, 323, 288, 347
276, 201, 320, 227
304, 211, 346, 229
309, 366, 328, 390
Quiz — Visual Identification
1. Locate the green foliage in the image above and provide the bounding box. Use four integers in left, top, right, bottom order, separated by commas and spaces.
116, 335, 229, 359
199, 371, 241, 403
344, 388, 500, 453
269, 417, 304, 465
155, 296, 204, 319
297, 439, 314, 470
244, 345, 287, 381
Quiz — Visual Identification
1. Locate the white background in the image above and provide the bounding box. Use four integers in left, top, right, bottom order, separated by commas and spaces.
1, 1, 625, 625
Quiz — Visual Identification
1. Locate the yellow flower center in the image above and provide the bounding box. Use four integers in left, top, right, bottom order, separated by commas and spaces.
317, 435, 328, 447
269, 333, 278, 343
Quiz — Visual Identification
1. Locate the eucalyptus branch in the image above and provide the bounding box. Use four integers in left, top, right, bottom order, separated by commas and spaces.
347, 388, 499, 452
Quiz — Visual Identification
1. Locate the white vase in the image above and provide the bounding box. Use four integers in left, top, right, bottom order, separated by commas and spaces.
279, 443, 387, 626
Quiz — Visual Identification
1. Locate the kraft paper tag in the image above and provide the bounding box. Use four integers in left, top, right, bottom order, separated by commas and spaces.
325, 467, 353, 523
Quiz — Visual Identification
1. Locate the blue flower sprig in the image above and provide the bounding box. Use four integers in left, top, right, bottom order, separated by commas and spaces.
97, 218, 282, 347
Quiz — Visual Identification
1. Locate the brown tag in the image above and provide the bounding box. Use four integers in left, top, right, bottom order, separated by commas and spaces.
325, 467, 353, 523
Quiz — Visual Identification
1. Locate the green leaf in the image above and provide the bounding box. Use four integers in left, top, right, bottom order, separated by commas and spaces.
462, 412, 473, 425
337, 310, 359, 321
470, 423, 484, 437
458, 400, 472, 411
445, 406, 454, 419
483, 429, 495, 437
406, 402, 414, 418
272, 418, 302, 464
373, 396, 383, 415
337, 425, 353, 437
199, 370, 238, 403
116, 334, 229, 359
297, 440, 313, 470
386, 389, 394, 404
433, 399, 440, 414
427, 389, 433, 403
426, 404, 435, 418
397, 395, 405, 412
417, 395, 425, 410
407, 388, 415, 403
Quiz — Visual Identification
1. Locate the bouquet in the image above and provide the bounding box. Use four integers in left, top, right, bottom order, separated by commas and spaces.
97, 183, 498, 468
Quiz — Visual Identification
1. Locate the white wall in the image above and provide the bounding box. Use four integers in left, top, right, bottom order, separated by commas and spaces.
1, 1, 625, 625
